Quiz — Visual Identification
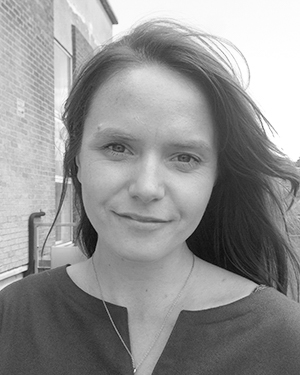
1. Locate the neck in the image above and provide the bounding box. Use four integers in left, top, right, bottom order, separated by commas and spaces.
89, 243, 194, 311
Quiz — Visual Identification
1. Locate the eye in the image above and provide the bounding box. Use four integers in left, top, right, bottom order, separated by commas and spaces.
107, 143, 126, 153
176, 154, 193, 163
102, 142, 133, 159
171, 153, 201, 171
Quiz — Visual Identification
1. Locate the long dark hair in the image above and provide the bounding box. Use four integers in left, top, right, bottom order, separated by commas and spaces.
55, 19, 300, 296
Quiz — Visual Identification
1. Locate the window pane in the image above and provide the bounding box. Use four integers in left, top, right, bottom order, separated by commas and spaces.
54, 43, 71, 117
55, 182, 73, 243
55, 117, 67, 177
54, 41, 73, 244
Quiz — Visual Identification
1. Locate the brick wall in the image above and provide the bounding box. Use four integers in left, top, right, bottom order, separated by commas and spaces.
0, 0, 55, 273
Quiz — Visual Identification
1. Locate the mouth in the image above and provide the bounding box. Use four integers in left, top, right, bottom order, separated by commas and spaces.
115, 212, 168, 223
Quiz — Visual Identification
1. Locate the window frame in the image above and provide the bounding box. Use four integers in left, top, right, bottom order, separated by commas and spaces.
54, 39, 73, 245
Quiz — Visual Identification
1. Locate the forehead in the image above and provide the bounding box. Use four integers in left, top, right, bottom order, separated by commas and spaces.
83, 64, 216, 149
92, 64, 211, 113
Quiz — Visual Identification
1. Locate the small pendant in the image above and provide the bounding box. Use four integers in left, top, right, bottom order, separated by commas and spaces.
133, 368, 137, 374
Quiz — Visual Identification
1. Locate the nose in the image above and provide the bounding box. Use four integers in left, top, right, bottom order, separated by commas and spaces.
128, 157, 165, 203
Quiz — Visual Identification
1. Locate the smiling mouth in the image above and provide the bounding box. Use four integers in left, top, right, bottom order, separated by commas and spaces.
116, 212, 168, 223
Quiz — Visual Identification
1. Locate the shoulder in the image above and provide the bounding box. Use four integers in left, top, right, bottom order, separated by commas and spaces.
188, 259, 258, 310
254, 287, 300, 326
0, 267, 72, 338
250, 288, 300, 360
0, 267, 67, 309
189, 259, 300, 329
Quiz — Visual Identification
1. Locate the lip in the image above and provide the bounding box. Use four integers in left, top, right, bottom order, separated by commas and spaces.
115, 212, 168, 223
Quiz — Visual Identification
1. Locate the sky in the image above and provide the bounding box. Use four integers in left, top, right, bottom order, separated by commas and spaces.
109, 0, 300, 161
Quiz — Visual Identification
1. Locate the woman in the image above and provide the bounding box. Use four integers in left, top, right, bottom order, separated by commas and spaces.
1, 20, 300, 375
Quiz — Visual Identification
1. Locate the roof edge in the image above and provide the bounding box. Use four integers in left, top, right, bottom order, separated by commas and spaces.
99, 0, 118, 25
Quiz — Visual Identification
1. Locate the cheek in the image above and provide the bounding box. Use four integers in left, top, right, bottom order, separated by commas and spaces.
178, 176, 215, 224
80, 162, 127, 204
80, 174, 111, 230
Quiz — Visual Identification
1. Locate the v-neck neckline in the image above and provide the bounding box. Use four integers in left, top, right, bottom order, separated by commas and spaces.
55, 265, 272, 374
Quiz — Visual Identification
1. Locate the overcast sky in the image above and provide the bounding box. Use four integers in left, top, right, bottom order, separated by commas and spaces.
109, 0, 300, 160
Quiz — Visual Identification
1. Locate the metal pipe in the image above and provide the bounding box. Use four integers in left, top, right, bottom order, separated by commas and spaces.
36, 223, 76, 227
24, 211, 45, 277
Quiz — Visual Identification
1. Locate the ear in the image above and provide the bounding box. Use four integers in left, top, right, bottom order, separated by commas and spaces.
75, 155, 81, 183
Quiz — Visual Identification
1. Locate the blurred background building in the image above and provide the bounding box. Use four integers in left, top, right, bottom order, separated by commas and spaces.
0, 0, 117, 289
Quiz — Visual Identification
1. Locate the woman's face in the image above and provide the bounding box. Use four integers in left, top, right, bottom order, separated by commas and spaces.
77, 65, 218, 262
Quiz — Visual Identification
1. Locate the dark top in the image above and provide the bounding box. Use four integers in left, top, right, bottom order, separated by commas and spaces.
1, 266, 300, 374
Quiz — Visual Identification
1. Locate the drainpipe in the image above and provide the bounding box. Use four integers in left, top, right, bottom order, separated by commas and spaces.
24, 211, 45, 277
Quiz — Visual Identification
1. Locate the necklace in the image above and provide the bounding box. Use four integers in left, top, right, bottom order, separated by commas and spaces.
91, 254, 195, 374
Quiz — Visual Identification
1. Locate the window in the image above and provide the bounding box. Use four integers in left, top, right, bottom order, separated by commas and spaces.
54, 40, 73, 244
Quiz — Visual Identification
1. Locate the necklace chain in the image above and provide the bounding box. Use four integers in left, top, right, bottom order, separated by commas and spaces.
91, 254, 195, 374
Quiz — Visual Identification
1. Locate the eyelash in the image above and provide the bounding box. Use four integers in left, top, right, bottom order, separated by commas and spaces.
102, 143, 201, 169
172, 154, 201, 170
104, 143, 131, 156
175, 154, 196, 163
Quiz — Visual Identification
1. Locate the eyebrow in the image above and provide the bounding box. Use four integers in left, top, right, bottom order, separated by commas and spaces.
91, 128, 138, 142
167, 139, 212, 152
90, 127, 213, 153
